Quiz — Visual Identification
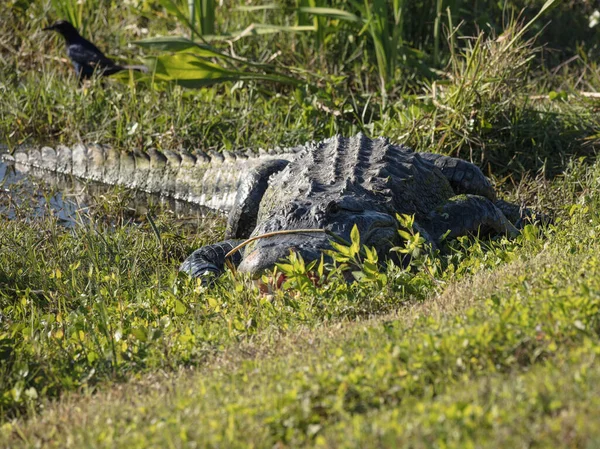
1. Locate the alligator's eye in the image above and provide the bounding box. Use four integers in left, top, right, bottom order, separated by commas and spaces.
326, 201, 340, 215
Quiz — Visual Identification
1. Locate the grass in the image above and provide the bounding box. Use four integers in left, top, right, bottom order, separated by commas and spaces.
1, 152, 599, 446
0, 182, 437, 420
2, 1, 600, 174
2, 0, 600, 446
2, 157, 600, 447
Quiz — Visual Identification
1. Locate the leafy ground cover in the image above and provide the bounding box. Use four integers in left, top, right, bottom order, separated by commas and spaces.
2, 158, 600, 447
2, 0, 600, 447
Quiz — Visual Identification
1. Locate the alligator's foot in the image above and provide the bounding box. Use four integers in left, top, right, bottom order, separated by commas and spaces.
419, 152, 497, 200
425, 194, 519, 242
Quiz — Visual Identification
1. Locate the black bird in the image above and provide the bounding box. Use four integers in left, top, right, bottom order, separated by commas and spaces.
43, 20, 147, 84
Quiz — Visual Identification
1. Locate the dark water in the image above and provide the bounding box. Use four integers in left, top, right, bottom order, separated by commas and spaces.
0, 159, 215, 226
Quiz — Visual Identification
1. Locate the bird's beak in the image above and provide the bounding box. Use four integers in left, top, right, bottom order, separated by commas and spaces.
43, 25, 55, 31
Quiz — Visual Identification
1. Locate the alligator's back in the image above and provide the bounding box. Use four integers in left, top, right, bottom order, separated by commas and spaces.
1, 143, 298, 212
259, 133, 454, 221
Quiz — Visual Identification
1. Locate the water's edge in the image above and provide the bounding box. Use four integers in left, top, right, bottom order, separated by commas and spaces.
0, 158, 216, 226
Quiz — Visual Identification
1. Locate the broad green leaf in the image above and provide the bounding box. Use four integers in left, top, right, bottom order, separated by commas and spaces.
174, 299, 187, 315
275, 263, 295, 273
147, 53, 300, 87
86, 351, 98, 364
135, 36, 205, 52
317, 254, 324, 278
548, 90, 568, 101
398, 229, 412, 240
522, 224, 540, 242
330, 241, 352, 257
137, 37, 280, 73
364, 246, 378, 263
131, 327, 147, 342
135, 37, 239, 60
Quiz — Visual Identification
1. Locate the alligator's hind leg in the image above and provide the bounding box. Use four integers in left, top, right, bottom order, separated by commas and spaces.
180, 239, 244, 279
494, 199, 552, 229
226, 159, 289, 239
426, 194, 519, 243
420, 153, 496, 200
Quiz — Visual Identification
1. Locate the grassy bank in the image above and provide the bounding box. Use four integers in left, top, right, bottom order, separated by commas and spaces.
2, 0, 600, 446
2, 157, 600, 447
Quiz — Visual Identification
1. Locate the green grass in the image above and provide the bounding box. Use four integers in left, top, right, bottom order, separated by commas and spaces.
0, 183, 437, 420
2, 0, 600, 446
1, 154, 599, 446
2, 157, 600, 447
2, 1, 600, 175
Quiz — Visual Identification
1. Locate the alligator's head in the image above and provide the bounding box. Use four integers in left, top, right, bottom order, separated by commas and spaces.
236, 194, 399, 277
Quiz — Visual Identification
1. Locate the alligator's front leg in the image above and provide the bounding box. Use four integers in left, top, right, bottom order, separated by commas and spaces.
425, 194, 519, 243
180, 239, 244, 279
181, 160, 289, 281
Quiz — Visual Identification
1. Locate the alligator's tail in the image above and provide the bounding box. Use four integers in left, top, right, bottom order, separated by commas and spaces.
1, 144, 297, 212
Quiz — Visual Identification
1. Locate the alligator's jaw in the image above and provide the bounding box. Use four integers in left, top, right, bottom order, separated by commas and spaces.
237, 233, 330, 275
236, 218, 399, 277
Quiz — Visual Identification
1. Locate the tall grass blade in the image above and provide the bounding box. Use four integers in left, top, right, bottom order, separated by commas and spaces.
297, 0, 311, 26
158, 0, 202, 40
201, 0, 216, 35
296, 7, 362, 23
235, 4, 281, 12
433, 0, 443, 66
188, 0, 196, 40
146, 213, 162, 249
50, 0, 94, 33
506, 0, 560, 48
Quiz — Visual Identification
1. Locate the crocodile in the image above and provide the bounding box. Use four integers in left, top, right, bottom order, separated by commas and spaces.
1, 134, 536, 280
179, 133, 535, 280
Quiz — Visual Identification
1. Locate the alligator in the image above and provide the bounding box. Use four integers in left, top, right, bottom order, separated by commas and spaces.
1, 134, 536, 281
178, 133, 535, 280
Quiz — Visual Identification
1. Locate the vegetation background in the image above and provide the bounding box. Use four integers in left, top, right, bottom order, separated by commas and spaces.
1, 0, 600, 447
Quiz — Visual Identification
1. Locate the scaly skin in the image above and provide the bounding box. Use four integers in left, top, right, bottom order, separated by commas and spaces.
1, 143, 299, 212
